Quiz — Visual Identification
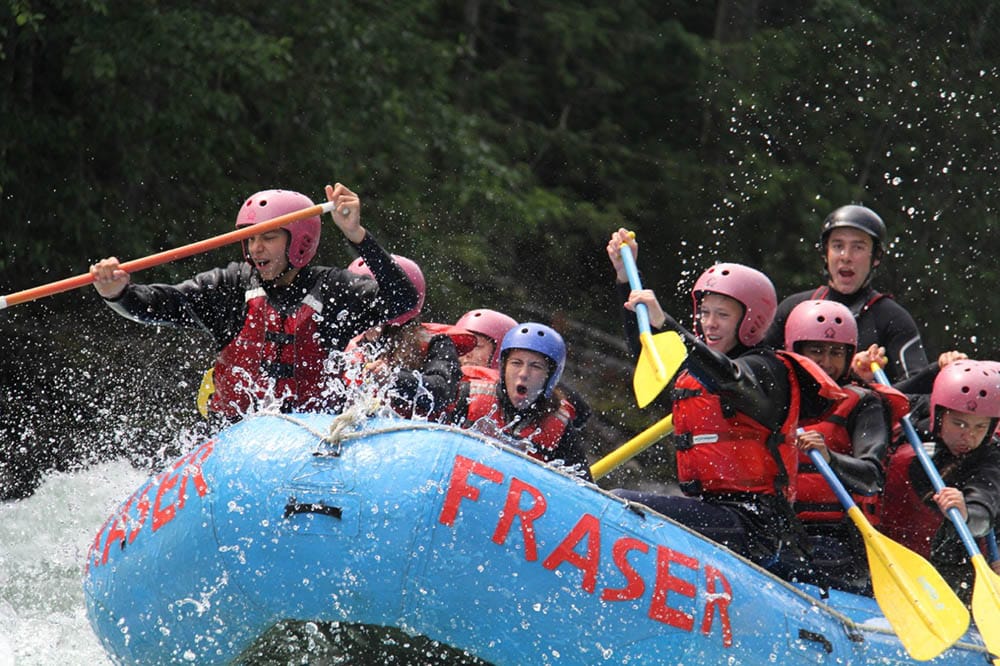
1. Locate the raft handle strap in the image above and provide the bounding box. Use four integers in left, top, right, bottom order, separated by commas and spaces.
284, 497, 343, 520
797, 629, 833, 654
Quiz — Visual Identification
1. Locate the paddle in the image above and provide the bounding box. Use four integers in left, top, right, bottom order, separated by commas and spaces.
0, 200, 339, 309
196, 368, 215, 419
590, 414, 673, 480
802, 438, 969, 660
618, 240, 687, 407
873, 364, 1000, 661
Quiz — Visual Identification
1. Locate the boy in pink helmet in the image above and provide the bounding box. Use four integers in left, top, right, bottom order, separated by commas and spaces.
880, 360, 1000, 602
90, 183, 419, 421
606, 228, 847, 572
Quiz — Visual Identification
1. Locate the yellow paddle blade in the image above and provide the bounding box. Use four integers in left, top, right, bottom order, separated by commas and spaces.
590, 415, 674, 480
970, 554, 1000, 664
633, 331, 687, 408
196, 368, 215, 419
848, 507, 969, 660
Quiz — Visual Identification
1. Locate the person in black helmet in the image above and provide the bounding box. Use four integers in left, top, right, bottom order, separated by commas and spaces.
762, 204, 928, 383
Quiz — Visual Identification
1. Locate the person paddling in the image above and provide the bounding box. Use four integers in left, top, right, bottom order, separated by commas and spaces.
607, 229, 757, 363
762, 205, 928, 382
785, 300, 908, 593
90, 184, 419, 422
343, 255, 472, 420
606, 230, 846, 571
879, 360, 1000, 603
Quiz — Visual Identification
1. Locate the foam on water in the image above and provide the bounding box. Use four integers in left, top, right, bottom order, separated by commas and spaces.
0, 460, 147, 665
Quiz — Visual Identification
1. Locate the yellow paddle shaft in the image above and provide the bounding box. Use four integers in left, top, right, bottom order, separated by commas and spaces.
639, 331, 668, 382
590, 414, 674, 480
969, 554, 1000, 665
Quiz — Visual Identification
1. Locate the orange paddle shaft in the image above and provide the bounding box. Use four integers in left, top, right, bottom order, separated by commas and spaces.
0, 201, 336, 309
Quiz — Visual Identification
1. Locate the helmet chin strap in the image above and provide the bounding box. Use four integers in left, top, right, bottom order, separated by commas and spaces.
257, 240, 301, 285
270, 258, 297, 284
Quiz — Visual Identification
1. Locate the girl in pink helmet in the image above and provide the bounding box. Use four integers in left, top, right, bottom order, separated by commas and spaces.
90, 183, 420, 422
605, 228, 847, 573
784, 300, 909, 592
454, 308, 517, 369
345, 255, 476, 420
880, 359, 1000, 602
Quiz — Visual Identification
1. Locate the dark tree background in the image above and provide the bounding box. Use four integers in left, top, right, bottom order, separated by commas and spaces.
3, 0, 1000, 496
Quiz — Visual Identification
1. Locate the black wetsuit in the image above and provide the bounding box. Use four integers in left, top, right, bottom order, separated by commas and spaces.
763, 285, 928, 383
104, 234, 417, 354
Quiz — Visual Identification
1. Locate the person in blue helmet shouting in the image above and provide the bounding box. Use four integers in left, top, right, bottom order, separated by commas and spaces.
452, 322, 591, 480
89, 183, 419, 422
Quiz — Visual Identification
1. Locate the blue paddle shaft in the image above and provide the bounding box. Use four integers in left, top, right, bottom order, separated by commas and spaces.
875, 366, 984, 557
619, 245, 653, 335
808, 448, 857, 510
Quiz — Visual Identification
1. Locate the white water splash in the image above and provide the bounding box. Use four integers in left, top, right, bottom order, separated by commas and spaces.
0, 460, 147, 665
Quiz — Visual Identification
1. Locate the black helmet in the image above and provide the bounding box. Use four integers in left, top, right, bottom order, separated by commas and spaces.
819, 205, 886, 258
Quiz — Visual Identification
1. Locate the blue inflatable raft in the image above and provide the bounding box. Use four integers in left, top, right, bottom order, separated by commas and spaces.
83, 413, 993, 664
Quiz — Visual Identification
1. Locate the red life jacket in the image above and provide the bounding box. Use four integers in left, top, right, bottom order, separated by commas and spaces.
211, 288, 329, 419
880, 443, 941, 557
422, 322, 477, 357
673, 351, 844, 500
462, 378, 576, 462
460, 365, 500, 383
795, 380, 907, 523
794, 386, 886, 524
869, 381, 911, 427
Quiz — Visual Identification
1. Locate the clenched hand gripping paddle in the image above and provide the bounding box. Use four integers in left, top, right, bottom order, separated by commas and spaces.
872, 364, 999, 663
1, 201, 338, 309
802, 430, 969, 661
618, 241, 686, 408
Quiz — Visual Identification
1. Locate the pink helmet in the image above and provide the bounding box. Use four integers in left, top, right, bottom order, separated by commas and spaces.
235, 190, 320, 269
455, 309, 518, 368
692, 263, 776, 347
930, 360, 1000, 439
784, 300, 858, 354
347, 254, 426, 325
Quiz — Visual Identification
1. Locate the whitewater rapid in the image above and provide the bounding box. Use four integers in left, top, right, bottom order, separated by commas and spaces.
0, 460, 148, 665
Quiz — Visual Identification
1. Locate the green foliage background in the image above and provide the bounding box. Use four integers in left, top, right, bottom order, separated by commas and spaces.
4, 1, 1000, 473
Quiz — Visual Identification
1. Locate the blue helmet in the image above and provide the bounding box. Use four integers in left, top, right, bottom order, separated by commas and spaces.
499, 323, 566, 398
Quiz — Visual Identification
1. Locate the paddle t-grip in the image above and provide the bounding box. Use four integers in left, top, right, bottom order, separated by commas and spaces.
619, 243, 668, 381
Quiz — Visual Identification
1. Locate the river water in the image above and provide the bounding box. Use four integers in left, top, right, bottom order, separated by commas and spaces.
1, 298, 223, 664
0, 460, 146, 665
